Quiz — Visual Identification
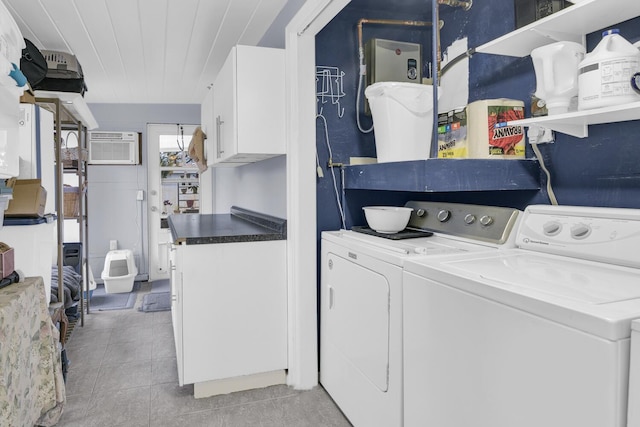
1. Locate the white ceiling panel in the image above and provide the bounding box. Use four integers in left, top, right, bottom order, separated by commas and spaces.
4, 0, 290, 104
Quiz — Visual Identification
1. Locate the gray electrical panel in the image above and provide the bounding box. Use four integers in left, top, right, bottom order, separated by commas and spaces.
365, 38, 422, 86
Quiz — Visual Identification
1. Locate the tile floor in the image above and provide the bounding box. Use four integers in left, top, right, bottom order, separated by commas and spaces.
58, 281, 351, 427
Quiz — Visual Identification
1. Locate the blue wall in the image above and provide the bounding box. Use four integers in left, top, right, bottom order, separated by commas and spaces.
315, 0, 640, 242
315, 4, 433, 236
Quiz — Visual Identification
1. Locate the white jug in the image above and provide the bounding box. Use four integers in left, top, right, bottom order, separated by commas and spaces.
578, 29, 640, 110
531, 41, 585, 115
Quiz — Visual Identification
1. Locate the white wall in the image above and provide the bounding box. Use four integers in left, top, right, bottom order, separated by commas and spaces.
259, 0, 307, 48
86, 103, 200, 280
211, 156, 287, 218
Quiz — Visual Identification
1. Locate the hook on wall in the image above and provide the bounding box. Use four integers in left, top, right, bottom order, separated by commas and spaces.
316, 66, 346, 118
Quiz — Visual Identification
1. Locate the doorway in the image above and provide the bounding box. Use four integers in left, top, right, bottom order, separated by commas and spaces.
147, 123, 199, 281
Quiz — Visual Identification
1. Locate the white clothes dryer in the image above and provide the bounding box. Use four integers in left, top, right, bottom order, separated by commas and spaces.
320, 201, 521, 427
403, 205, 640, 427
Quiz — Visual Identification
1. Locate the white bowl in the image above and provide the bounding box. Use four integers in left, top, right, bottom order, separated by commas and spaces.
362, 206, 413, 234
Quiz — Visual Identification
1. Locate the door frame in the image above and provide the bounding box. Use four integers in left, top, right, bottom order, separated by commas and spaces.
146, 123, 199, 282
284, 0, 350, 389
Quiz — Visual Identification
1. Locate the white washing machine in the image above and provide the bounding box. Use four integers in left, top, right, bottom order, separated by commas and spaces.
320, 201, 521, 427
403, 205, 640, 427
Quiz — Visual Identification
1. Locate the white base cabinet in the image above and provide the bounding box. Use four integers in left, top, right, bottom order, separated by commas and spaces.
209, 45, 285, 166
170, 240, 287, 390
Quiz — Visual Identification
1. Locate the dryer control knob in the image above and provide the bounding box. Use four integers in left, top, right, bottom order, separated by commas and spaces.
570, 223, 591, 240
543, 221, 562, 236
464, 214, 476, 225
479, 215, 494, 226
437, 210, 451, 222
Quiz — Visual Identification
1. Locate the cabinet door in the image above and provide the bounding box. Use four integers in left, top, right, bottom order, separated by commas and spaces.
180, 241, 287, 384
235, 46, 285, 157
212, 49, 237, 163
211, 45, 285, 166
169, 244, 184, 386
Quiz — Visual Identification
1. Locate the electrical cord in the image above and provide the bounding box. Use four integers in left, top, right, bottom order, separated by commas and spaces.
317, 113, 346, 229
531, 142, 558, 205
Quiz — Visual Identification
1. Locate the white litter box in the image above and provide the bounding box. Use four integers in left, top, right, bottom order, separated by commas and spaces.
101, 249, 137, 293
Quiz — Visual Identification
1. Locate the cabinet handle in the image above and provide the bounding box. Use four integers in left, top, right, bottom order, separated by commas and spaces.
216, 115, 225, 158
329, 285, 334, 309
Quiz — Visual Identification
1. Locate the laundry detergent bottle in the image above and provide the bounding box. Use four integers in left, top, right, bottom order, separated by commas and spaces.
578, 29, 640, 110
531, 41, 585, 115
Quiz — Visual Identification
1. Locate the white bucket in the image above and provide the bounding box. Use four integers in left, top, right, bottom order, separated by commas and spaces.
531, 41, 585, 115
578, 29, 640, 110
365, 82, 437, 163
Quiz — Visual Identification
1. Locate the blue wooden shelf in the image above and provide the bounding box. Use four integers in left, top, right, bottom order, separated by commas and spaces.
343, 159, 541, 192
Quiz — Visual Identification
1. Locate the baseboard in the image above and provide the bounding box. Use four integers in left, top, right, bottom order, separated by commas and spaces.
193, 370, 287, 399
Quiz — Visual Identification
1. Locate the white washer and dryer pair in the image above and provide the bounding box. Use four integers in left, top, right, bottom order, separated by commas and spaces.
320, 201, 522, 427
403, 204, 640, 427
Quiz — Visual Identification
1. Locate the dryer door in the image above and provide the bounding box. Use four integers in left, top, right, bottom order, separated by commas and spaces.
324, 251, 390, 391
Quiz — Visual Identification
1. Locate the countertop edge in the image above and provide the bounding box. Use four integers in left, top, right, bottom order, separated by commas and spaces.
169, 208, 287, 245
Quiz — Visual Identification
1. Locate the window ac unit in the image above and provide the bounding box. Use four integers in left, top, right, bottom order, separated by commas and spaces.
88, 132, 140, 165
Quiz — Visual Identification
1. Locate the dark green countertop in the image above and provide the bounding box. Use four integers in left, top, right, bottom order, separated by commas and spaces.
168, 206, 286, 245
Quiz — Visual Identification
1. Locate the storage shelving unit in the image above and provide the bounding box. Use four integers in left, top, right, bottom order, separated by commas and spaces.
161, 169, 200, 214
35, 93, 97, 325
475, 0, 640, 138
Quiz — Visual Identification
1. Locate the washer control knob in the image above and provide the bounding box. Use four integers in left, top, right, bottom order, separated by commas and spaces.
416, 209, 426, 217
543, 221, 562, 236
570, 223, 591, 240
479, 215, 494, 226
464, 214, 476, 225
437, 209, 451, 222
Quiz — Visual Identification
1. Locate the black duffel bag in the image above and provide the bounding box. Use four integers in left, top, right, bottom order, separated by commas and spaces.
20, 39, 47, 87
34, 77, 87, 96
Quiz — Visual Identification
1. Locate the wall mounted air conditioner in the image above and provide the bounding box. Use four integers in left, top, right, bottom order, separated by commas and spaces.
88, 131, 140, 165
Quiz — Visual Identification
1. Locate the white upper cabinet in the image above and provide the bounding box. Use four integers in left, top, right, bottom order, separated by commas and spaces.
475, 0, 640, 137
208, 45, 285, 167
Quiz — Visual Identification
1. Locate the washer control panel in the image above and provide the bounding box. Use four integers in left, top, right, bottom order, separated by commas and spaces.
518, 205, 640, 268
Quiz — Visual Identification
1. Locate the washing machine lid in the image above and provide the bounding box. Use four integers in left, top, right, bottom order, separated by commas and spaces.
404, 250, 640, 340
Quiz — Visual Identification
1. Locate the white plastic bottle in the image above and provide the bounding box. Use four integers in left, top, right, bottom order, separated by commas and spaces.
578, 29, 640, 110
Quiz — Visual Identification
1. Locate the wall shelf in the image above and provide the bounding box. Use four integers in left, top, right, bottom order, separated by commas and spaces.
344, 159, 541, 192
475, 0, 640, 57
476, 0, 640, 138
34, 90, 98, 130
507, 101, 640, 138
